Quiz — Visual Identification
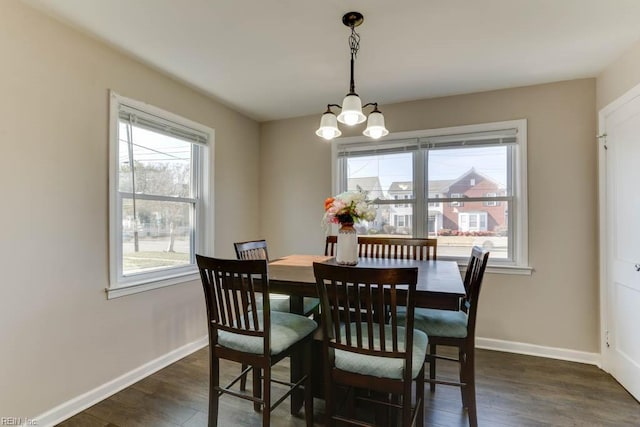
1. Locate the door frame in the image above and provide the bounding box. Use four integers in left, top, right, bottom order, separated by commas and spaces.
598, 81, 640, 373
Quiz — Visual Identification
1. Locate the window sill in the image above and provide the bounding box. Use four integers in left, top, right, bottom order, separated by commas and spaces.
106, 271, 200, 299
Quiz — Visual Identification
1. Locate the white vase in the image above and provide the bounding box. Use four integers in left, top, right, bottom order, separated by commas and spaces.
336, 222, 358, 265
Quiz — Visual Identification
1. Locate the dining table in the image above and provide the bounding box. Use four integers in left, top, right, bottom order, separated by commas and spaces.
267, 254, 467, 414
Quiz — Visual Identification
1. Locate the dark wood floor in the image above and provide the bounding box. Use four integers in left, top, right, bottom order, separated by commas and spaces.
57, 347, 640, 426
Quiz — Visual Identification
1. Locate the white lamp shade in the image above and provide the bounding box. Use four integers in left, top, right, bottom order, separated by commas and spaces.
337, 94, 366, 126
363, 111, 389, 139
316, 112, 342, 140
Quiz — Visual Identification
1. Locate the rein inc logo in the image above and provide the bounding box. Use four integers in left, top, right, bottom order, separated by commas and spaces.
1, 418, 37, 425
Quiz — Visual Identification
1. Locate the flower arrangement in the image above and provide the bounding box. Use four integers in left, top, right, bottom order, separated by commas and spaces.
323, 191, 377, 225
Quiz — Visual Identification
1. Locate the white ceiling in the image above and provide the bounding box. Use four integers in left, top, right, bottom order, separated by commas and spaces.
21, 0, 640, 122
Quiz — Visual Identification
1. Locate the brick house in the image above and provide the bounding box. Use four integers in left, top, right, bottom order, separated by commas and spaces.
440, 168, 506, 234
387, 168, 507, 235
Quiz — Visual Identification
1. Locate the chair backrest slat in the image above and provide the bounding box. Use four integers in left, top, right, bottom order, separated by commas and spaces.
325, 236, 437, 260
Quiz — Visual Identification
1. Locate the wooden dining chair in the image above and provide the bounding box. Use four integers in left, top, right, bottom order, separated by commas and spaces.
234, 239, 321, 316
402, 246, 489, 427
196, 255, 316, 427
324, 235, 338, 258
325, 235, 437, 260
234, 239, 320, 392
313, 262, 426, 427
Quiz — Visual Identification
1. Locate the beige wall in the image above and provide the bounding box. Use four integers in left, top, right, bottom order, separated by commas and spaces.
260, 79, 599, 354
0, 1, 259, 417
597, 38, 640, 110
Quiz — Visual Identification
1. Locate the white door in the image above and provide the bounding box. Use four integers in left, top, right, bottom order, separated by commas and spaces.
600, 90, 640, 401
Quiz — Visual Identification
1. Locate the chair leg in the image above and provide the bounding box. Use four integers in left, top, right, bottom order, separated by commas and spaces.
402, 383, 412, 427
304, 342, 314, 427
429, 343, 436, 392
324, 372, 335, 426
253, 367, 262, 412
347, 388, 356, 421
373, 391, 389, 426
209, 352, 220, 427
416, 367, 425, 427
458, 347, 467, 407
262, 366, 271, 427
465, 347, 478, 427
393, 393, 402, 427
240, 363, 248, 391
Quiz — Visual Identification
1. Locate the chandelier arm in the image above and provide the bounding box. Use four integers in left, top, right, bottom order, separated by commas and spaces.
362, 102, 379, 110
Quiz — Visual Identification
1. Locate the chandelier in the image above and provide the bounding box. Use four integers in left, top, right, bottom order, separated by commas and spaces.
316, 12, 389, 141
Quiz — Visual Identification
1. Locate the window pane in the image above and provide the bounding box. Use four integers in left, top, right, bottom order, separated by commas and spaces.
121, 198, 193, 275
119, 122, 192, 197
346, 153, 413, 237
437, 201, 508, 259
347, 153, 413, 198
428, 146, 509, 196
428, 146, 509, 259
354, 204, 413, 237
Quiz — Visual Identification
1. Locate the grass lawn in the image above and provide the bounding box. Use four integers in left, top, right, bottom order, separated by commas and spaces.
123, 250, 190, 272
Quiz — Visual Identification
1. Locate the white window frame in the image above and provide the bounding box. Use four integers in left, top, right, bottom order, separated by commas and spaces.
484, 192, 499, 207
449, 193, 464, 207
331, 119, 530, 275
108, 91, 214, 298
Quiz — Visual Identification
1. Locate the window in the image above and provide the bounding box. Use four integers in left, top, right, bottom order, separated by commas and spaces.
449, 193, 464, 207
333, 120, 529, 271
459, 212, 488, 232
108, 92, 213, 298
484, 192, 499, 207
395, 214, 412, 228
393, 194, 411, 208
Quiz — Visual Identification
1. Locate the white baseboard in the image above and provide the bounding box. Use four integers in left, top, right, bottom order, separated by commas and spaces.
33, 336, 208, 427
476, 337, 601, 367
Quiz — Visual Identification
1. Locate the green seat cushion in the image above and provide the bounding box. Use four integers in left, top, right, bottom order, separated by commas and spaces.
334, 323, 428, 380
218, 310, 317, 355
400, 308, 468, 339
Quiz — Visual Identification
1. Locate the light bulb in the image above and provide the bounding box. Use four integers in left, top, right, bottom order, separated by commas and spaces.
368, 127, 384, 139
321, 128, 337, 140
342, 113, 360, 126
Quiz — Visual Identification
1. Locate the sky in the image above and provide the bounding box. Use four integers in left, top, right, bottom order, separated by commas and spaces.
347, 146, 508, 190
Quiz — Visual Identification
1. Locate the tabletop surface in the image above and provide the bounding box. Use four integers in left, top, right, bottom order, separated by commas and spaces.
269, 254, 465, 297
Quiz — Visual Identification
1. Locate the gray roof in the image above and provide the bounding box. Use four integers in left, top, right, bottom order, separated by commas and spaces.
388, 168, 504, 194
388, 180, 454, 193
348, 177, 382, 192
